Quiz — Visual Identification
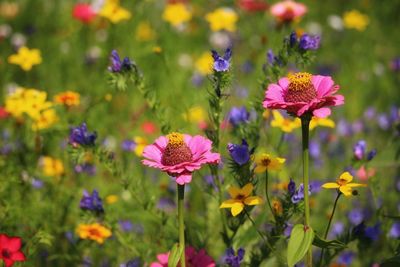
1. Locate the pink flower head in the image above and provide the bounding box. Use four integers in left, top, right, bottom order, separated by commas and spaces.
263, 72, 344, 118
142, 132, 220, 185
72, 3, 96, 24
150, 246, 215, 267
270, 0, 307, 22
237, 0, 269, 12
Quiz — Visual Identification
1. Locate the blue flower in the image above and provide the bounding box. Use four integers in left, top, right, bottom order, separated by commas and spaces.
288, 179, 296, 196
348, 208, 364, 225
121, 140, 136, 152
211, 47, 232, 72
74, 163, 97, 176
120, 258, 141, 267
367, 149, 377, 161
228, 106, 250, 126
291, 183, 311, 204
330, 222, 345, 237
224, 247, 245, 267
69, 123, 97, 147
108, 50, 133, 73
353, 140, 366, 160
299, 34, 321, 51
337, 251, 355, 265
389, 222, 400, 238
289, 32, 297, 47
365, 223, 381, 241
80, 189, 104, 213
227, 140, 250, 165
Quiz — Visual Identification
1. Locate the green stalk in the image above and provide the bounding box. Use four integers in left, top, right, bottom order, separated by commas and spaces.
265, 171, 276, 222
177, 184, 186, 267
318, 192, 342, 267
244, 209, 274, 252
301, 115, 312, 267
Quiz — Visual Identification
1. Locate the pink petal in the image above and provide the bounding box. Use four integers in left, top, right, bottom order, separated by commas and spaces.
142, 159, 164, 169
189, 135, 213, 159
175, 173, 192, 185
142, 144, 163, 163
154, 136, 168, 148
312, 75, 334, 98
265, 83, 284, 102
313, 107, 331, 118
278, 77, 289, 90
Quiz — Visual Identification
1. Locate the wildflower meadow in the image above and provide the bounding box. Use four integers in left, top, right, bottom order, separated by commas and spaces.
1, 0, 400, 266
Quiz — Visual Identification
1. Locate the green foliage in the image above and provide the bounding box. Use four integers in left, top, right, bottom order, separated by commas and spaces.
287, 224, 315, 267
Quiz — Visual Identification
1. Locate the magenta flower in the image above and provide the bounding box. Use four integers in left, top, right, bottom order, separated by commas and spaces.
150, 246, 215, 267
142, 132, 220, 185
263, 72, 344, 118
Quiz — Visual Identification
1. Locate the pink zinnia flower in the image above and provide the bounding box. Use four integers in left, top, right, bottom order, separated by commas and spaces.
270, 0, 307, 22
142, 132, 220, 185
150, 246, 216, 267
263, 72, 344, 118
72, 3, 96, 24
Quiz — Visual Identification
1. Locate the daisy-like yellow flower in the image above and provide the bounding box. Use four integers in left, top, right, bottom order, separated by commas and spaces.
133, 136, 147, 157
76, 223, 112, 244
254, 153, 286, 173
183, 106, 207, 124
195, 52, 213, 75
220, 183, 263, 216
39, 156, 64, 177
99, 0, 131, 24
162, 3, 192, 26
270, 110, 301, 133
343, 10, 369, 31
54, 91, 80, 107
32, 109, 59, 131
205, 7, 238, 32
8, 46, 42, 71
322, 172, 367, 197
105, 195, 119, 204
135, 21, 155, 41
309, 117, 335, 130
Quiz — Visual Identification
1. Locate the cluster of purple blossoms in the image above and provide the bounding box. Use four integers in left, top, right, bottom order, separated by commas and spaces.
227, 140, 251, 166
288, 179, 314, 204
228, 106, 250, 127
224, 248, 245, 267
74, 163, 97, 176
211, 47, 232, 72
79, 189, 104, 213
108, 50, 133, 73
69, 123, 97, 147
353, 140, 377, 161
289, 31, 320, 51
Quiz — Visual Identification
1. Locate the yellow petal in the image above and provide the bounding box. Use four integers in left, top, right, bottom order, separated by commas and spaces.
254, 165, 267, 174
244, 196, 263, 206
240, 183, 253, 197
347, 183, 367, 188
228, 186, 241, 198
268, 157, 286, 171
339, 185, 353, 196
231, 202, 244, 216
322, 183, 340, 189
220, 199, 239, 208
339, 172, 353, 183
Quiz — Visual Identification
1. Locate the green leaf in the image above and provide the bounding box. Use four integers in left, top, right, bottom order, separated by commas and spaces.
312, 234, 346, 249
287, 224, 315, 267
381, 255, 400, 267
168, 243, 183, 267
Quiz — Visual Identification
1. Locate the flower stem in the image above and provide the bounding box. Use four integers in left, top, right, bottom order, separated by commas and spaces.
318, 192, 341, 267
177, 184, 186, 267
265, 171, 276, 222
244, 209, 274, 252
301, 115, 312, 267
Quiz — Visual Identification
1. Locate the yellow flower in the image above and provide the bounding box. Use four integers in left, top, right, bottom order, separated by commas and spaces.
133, 136, 147, 157
106, 195, 119, 204
183, 106, 207, 124
272, 199, 283, 216
105, 94, 113, 102
343, 10, 369, 31
39, 156, 64, 177
263, 110, 271, 120
254, 153, 286, 173
135, 21, 155, 41
32, 109, 58, 131
76, 223, 112, 244
8, 46, 42, 71
0, 2, 19, 19
54, 91, 80, 107
99, 0, 131, 24
322, 172, 367, 197
220, 183, 263, 216
153, 46, 162, 53
205, 7, 238, 32
162, 3, 192, 26
309, 117, 335, 130
195, 52, 213, 75
270, 110, 301, 133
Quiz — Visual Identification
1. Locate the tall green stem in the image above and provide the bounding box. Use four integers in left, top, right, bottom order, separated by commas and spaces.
177, 184, 186, 267
318, 192, 341, 267
301, 116, 312, 267
265, 171, 276, 222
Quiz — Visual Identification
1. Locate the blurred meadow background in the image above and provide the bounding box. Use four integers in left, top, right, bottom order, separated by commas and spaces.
0, 0, 399, 266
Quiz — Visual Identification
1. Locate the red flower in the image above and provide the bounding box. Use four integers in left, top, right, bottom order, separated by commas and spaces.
72, 3, 96, 24
141, 121, 157, 135
0, 107, 9, 119
237, 0, 269, 12
0, 234, 26, 267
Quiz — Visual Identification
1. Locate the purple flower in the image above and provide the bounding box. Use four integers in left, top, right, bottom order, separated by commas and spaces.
309, 140, 320, 159
337, 119, 352, 137
284, 223, 294, 237
337, 251, 355, 265
309, 180, 322, 193
157, 197, 175, 212
31, 178, 44, 189
120, 258, 141, 267
69, 123, 97, 147
227, 140, 250, 165
108, 50, 133, 73
378, 113, 390, 130
367, 149, 377, 161
390, 57, 400, 72
75, 163, 96, 176
288, 179, 296, 196
289, 31, 297, 47
119, 220, 134, 232
348, 208, 364, 225
365, 223, 381, 241
211, 47, 232, 72
267, 49, 275, 65
389, 222, 400, 238
299, 34, 320, 51
121, 140, 136, 152
224, 248, 245, 267
80, 189, 104, 213
291, 184, 311, 204
228, 106, 250, 126
330, 222, 345, 237
364, 107, 376, 120
353, 140, 366, 160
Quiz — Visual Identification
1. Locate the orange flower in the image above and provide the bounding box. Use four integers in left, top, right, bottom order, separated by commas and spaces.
76, 223, 112, 244
54, 91, 80, 107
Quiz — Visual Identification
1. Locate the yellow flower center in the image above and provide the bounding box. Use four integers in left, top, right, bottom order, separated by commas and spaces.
284, 72, 317, 103
161, 132, 192, 166
337, 178, 348, 186
261, 157, 271, 167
